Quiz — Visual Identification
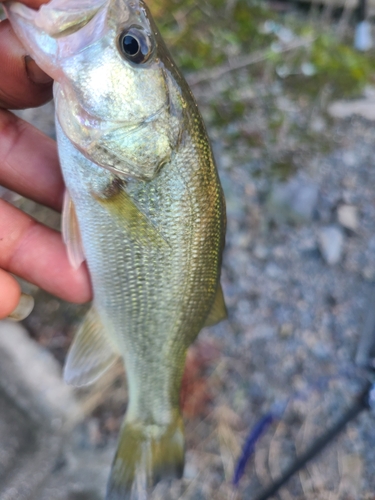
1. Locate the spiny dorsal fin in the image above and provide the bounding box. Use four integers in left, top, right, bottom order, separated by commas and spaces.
64, 306, 120, 387
62, 189, 85, 270
204, 283, 227, 327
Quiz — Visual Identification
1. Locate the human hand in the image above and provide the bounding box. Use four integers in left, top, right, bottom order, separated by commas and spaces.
0, 0, 92, 320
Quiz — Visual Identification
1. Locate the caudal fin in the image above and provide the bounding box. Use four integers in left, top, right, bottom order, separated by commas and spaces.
106, 413, 185, 499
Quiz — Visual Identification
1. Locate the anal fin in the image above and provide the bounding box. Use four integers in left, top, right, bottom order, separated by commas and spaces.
204, 283, 227, 327
62, 189, 85, 269
64, 306, 120, 387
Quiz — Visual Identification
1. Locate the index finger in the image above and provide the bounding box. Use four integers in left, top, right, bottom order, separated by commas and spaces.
0, 199, 92, 303
0, 110, 64, 212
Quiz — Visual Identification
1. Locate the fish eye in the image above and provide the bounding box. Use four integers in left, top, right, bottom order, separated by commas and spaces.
119, 27, 153, 64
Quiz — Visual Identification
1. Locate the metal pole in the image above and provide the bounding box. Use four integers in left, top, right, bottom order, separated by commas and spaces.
253, 382, 372, 500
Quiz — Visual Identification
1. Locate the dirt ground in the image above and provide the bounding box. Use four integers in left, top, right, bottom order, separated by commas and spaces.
3, 1, 375, 499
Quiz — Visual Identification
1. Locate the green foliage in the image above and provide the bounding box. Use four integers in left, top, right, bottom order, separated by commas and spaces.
277, 30, 375, 98
151, 0, 375, 99
152, 0, 277, 71
210, 89, 248, 125
309, 34, 375, 96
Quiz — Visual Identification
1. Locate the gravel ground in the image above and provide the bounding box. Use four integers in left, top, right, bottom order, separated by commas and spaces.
4, 11, 375, 500
10, 87, 375, 500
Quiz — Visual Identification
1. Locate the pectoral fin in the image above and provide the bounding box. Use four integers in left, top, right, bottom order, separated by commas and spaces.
64, 306, 120, 387
204, 284, 227, 327
94, 182, 169, 250
62, 190, 85, 270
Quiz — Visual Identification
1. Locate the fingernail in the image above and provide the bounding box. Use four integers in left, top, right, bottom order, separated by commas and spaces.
8, 293, 35, 321
25, 56, 52, 85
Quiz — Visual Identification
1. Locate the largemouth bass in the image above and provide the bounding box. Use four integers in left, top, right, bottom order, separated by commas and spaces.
5, 0, 227, 497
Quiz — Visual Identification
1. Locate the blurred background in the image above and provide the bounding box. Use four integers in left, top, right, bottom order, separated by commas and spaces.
2, 0, 375, 498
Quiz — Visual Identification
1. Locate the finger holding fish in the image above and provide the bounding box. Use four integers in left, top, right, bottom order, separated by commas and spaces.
0, 110, 64, 210
0, 0, 93, 316
0, 198, 92, 304
0, 268, 21, 319
0, 109, 92, 315
0, 19, 52, 110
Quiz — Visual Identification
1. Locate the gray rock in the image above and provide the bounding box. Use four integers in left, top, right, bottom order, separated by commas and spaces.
337, 204, 359, 231
39, 445, 114, 500
310, 116, 326, 133
265, 262, 284, 279
0, 321, 116, 500
318, 226, 345, 265
0, 321, 82, 500
279, 323, 294, 338
0, 321, 81, 427
253, 243, 269, 260
328, 99, 375, 121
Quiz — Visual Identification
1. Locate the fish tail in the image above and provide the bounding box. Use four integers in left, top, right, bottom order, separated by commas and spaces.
106, 412, 185, 499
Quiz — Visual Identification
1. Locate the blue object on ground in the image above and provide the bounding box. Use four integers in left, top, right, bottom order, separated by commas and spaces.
354, 20, 372, 51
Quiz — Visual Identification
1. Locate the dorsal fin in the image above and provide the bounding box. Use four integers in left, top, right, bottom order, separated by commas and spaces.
204, 283, 227, 327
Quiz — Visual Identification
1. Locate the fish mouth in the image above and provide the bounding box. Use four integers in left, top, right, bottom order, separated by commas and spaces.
7, 0, 108, 37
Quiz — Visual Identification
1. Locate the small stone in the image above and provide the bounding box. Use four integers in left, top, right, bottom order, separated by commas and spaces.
279, 323, 294, 338
301, 62, 316, 77
253, 243, 269, 260
328, 99, 375, 121
364, 85, 375, 98
233, 231, 252, 249
311, 342, 331, 360
337, 204, 359, 231
265, 262, 283, 279
318, 226, 345, 265
273, 245, 287, 259
342, 150, 358, 167
362, 266, 375, 281
183, 463, 198, 480
341, 172, 356, 187
249, 323, 276, 340
310, 116, 325, 133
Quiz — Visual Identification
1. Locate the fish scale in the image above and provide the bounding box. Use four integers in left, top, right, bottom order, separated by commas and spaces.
5, 0, 226, 497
